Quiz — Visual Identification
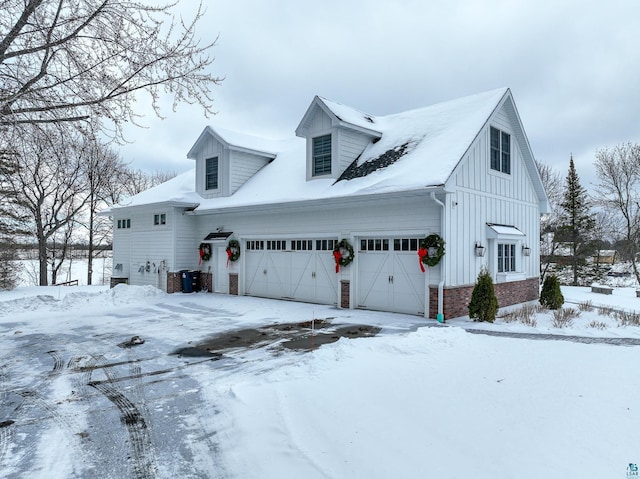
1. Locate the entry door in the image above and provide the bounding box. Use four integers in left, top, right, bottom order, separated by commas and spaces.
357, 237, 425, 315
214, 246, 229, 294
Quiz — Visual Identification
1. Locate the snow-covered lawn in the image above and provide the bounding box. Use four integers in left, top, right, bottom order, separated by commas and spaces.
1, 284, 639, 478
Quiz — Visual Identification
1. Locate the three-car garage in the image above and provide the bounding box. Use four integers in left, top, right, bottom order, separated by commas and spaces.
243, 236, 427, 316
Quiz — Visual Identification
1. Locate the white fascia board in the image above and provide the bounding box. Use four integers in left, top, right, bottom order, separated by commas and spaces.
191, 186, 445, 216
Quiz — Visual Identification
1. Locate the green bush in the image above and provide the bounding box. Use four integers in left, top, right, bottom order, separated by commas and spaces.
468, 268, 498, 322
540, 274, 564, 310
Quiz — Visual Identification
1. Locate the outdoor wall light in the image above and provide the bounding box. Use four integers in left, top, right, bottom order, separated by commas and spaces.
522, 245, 531, 256
475, 242, 486, 257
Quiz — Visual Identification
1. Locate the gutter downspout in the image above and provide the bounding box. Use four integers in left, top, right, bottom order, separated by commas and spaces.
431, 191, 445, 323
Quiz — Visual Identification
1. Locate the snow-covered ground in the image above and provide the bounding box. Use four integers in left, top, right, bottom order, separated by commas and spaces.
16, 255, 112, 287
1, 282, 639, 478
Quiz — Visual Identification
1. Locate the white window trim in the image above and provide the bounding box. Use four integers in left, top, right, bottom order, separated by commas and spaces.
205, 156, 219, 191
486, 224, 527, 283
153, 213, 167, 226
307, 131, 334, 180
116, 218, 131, 229
489, 126, 511, 175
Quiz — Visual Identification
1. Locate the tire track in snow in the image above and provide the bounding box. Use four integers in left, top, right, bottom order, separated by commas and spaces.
47, 350, 64, 373
0, 365, 11, 468
88, 381, 158, 479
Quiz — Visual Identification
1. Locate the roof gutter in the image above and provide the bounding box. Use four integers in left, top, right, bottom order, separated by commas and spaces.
431, 191, 446, 323
190, 186, 446, 216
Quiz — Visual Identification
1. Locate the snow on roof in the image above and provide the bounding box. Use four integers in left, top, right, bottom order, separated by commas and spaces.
487, 224, 525, 237
113, 88, 510, 213
187, 125, 282, 159
114, 169, 200, 208
206, 126, 281, 156
351, 88, 508, 186
317, 96, 380, 132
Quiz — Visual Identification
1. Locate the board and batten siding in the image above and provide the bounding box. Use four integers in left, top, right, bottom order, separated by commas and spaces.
446, 103, 541, 287
194, 135, 225, 198
336, 129, 372, 174
230, 151, 270, 194
307, 107, 333, 133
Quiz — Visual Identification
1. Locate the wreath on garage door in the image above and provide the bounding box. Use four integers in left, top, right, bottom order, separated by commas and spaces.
418, 234, 445, 271
226, 239, 241, 267
199, 243, 211, 264
333, 239, 354, 273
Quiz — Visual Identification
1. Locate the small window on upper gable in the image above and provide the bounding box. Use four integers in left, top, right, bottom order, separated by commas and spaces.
490, 127, 511, 174
312, 134, 332, 177
206, 156, 219, 190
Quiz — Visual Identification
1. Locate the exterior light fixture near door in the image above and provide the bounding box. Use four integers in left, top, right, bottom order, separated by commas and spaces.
475, 242, 486, 257
522, 244, 531, 256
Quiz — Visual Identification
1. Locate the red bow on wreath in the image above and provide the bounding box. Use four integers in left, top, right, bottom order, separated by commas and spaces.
333, 249, 342, 273
226, 247, 232, 268
417, 247, 428, 273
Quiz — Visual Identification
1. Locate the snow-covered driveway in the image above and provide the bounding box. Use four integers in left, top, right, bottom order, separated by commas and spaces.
0, 286, 422, 478
1, 285, 640, 478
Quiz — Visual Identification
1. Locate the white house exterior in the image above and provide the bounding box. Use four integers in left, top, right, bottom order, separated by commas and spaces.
108, 88, 548, 320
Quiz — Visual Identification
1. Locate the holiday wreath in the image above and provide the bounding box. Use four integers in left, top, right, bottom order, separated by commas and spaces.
418, 234, 445, 271
199, 243, 211, 263
226, 239, 241, 266
333, 239, 354, 273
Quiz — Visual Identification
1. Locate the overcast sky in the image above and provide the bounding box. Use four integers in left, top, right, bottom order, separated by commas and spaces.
119, 0, 640, 191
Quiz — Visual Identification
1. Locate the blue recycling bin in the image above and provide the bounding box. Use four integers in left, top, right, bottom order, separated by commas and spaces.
181, 270, 193, 293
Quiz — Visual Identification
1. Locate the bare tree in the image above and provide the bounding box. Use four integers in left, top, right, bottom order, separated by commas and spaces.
48, 221, 76, 285
594, 143, 640, 283
115, 167, 177, 199
1, 124, 93, 285
0, 143, 28, 289
535, 159, 563, 282
81, 138, 127, 285
0, 0, 221, 136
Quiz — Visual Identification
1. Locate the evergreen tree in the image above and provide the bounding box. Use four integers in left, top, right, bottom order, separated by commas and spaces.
557, 156, 595, 286
539, 275, 564, 309
468, 268, 499, 322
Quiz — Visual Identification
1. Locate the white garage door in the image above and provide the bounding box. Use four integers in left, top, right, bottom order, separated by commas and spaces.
357, 237, 426, 315
245, 239, 338, 305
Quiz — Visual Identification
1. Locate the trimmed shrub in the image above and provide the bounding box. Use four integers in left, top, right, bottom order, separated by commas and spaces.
468, 268, 498, 323
540, 274, 564, 310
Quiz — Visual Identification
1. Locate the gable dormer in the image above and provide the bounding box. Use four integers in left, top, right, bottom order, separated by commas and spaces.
295, 96, 382, 181
187, 126, 277, 198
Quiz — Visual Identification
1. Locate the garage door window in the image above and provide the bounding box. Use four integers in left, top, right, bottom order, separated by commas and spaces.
394, 238, 419, 251
360, 239, 389, 251
246, 240, 265, 250
291, 240, 313, 251
316, 239, 337, 251
267, 240, 286, 250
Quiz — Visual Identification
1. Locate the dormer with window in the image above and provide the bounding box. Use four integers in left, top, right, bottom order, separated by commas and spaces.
295, 96, 382, 181
187, 126, 277, 199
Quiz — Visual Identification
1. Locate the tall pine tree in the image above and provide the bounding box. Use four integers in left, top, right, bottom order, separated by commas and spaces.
557, 155, 595, 285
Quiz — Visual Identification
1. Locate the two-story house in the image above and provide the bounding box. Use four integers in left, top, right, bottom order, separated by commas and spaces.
108, 88, 549, 320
